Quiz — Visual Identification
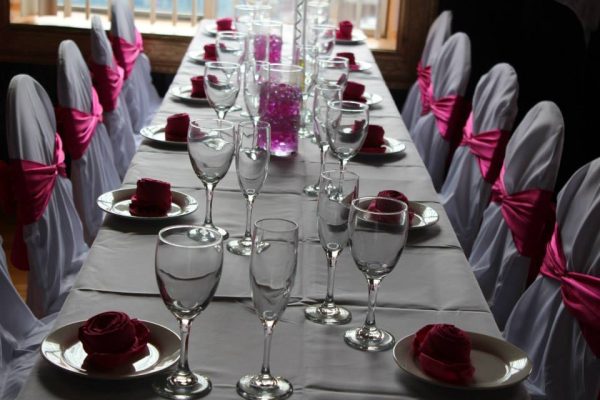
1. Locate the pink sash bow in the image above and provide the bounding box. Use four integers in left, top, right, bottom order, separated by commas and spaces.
417, 61, 432, 115
540, 224, 600, 358
90, 58, 125, 112
111, 29, 143, 80
427, 86, 466, 144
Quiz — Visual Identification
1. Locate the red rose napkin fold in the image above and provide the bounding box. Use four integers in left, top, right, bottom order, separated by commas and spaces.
204, 43, 217, 61
216, 17, 233, 31
336, 20, 353, 40
129, 178, 172, 217
191, 75, 206, 98
337, 52, 359, 71
360, 125, 386, 153
369, 190, 415, 223
412, 324, 475, 385
78, 311, 150, 369
343, 81, 367, 103
165, 113, 190, 142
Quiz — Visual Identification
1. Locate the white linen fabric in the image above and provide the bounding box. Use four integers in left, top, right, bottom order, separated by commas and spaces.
402, 11, 452, 132
504, 158, 600, 400
57, 40, 121, 245
470, 101, 564, 329
5, 74, 88, 318
110, 0, 161, 133
440, 63, 519, 256
411, 32, 471, 191
90, 15, 136, 179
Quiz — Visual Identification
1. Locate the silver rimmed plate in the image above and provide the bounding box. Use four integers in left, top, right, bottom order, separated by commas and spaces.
140, 124, 187, 147
97, 188, 198, 221
409, 201, 439, 230
358, 137, 406, 157
393, 331, 532, 390
41, 320, 180, 380
350, 60, 372, 72
336, 30, 367, 45
169, 85, 208, 104
187, 50, 208, 65
364, 92, 383, 107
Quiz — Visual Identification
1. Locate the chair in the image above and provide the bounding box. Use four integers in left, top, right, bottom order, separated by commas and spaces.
504, 158, 600, 400
90, 15, 136, 178
5, 74, 88, 318
57, 40, 121, 245
402, 11, 452, 132
470, 101, 564, 329
411, 32, 471, 191
440, 63, 519, 256
111, 0, 161, 132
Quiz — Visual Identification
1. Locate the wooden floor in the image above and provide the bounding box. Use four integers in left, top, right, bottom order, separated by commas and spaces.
1, 212, 28, 300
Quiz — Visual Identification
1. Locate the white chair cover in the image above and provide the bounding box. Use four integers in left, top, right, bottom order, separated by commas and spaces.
402, 11, 453, 132
5, 74, 88, 318
411, 32, 471, 191
470, 101, 564, 329
111, 0, 161, 132
58, 40, 121, 245
440, 63, 519, 256
504, 158, 600, 400
91, 15, 136, 179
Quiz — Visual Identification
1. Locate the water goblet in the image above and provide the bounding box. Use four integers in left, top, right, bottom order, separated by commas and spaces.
237, 218, 299, 400
344, 197, 409, 352
204, 61, 241, 120
226, 121, 271, 256
308, 24, 336, 57
235, 4, 272, 36
188, 119, 236, 240
243, 60, 269, 126
307, 1, 330, 25
216, 31, 248, 64
153, 225, 223, 399
325, 100, 369, 172
305, 170, 358, 324
316, 56, 349, 89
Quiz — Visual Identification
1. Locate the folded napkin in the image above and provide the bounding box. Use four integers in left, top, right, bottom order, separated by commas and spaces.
204, 43, 217, 61
337, 52, 359, 71
216, 17, 234, 31
369, 190, 415, 223
412, 324, 475, 385
343, 81, 367, 103
165, 113, 190, 142
129, 178, 172, 217
78, 311, 150, 369
360, 125, 386, 153
336, 20, 353, 40
190, 75, 206, 98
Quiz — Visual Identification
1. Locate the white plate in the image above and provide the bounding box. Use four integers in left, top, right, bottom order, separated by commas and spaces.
203, 23, 218, 37
187, 50, 207, 65
170, 85, 209, 104
409, 201, 439, 230
350, 60, 372, 72
336, 30, 367, 45
364, 92, 382, 107
140, 124, 187, 147
358, 137, 406, 157
41, 320, 180, 380
97, 188, 198, 221
393, 331, 532, 390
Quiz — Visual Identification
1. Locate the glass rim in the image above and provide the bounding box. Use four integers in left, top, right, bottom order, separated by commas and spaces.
189, 118, 236, 130
315, 83, 343, 93
317, 55, 349, 65
312, 23, 337, 30
235, 4, 272, 11
158, 225, 223, 248
321, 169, 359, 181
268, 63, 303, 73
327, 100, 369, 112
216, 31, 248, 38
205, 61, 240, 69
351, 196, 408, 215
252, 19, 283, 28
238, 120, 270, 130
254, 218, 299, 233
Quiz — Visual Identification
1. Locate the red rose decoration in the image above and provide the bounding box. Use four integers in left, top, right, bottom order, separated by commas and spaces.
129, 178, 172, 217
336, 20, 353, 40
360, 125, 386, 153
337, 52, 359, 71
216, 17, 233, 31
343, 81, 366, 103
78, 311, 150, 369
204, 43, 217, 61
165, 113, 190, 142
369, 190, 415, 223
190, 75, 206, 98
412, 324, 475, 385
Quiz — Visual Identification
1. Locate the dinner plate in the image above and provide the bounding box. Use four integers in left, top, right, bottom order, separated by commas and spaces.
350, 60, 372, 72
203, 23, 218, 37
169, 85, 208, 104
140, 124, 187, 147
336, 30, 367, 45
187, 50, 208, 65
358, 137, 406, 157
393, 331, 532, 390
409, 201, 439, 230
97, 188, 198, 221
41, 320, 180, 380
364, 92, 382, 107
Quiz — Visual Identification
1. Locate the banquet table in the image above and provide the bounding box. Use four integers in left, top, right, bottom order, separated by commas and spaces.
16, 20, 528, 400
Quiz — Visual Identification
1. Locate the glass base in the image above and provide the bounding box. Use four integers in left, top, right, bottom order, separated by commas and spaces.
200, 224, 229, 241
231, 105, 242, 112
302, 183, 319, 197
344, 326, 395, 352
298, 127, 314, 139
153, 371, 212, 399
236, 374, 293, 400
240, 110, 250, 117
226, 237, 253, 256
304, 303, 351, 325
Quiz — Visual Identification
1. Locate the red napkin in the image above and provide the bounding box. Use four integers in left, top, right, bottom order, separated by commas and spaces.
368, 190, 415, 223
360, 125, 386, 153
191, 75, 206, 98
165, 113, 190, 142
336, 20, 353, 40
129, 178, 172, 217
337, 52, 359, 71
204, 43, 217, 61
78, 311, 150, 369
412, 324, 475, 385
216, 17, 233, 31
343, 81, 366, 103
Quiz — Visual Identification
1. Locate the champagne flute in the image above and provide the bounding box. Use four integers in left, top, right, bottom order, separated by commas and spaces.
237, 218, 299, 400
316, 56, 349, 89
344, 197, 409, 352
243, 60, 269, 127
153, 225, 223, 399
188, 119, 236, 240
325, 100, 369, 172
204, 61, 241, 120
227, 121, 271, 256
305, 170, 358, 325
216, 31, 248, 64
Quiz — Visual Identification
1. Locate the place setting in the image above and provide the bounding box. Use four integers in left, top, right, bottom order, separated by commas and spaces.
187, 43, 217, 65
335, 20, 368, 45
169, 76, 209, 104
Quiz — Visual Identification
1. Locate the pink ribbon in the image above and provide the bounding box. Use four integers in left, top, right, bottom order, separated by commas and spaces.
417, 61, 432, 115
56, 89, 104, 160
459, 113, 511, 183
111, 29, 143, 80
89, 57, 125, 112
428, 85, 466, 143
0, 136, 67, 270
540, 224, 600, 358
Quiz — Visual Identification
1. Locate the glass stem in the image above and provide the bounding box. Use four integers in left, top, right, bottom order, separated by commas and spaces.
363, 278, 381, 331
260, 321, 275, 379
314, 146, 326, 187
243, 196, 255, 240
340, 158, 347, 172
323, 249, 340, 306
204, 183, 215, 226
217, 109, 227, 120
177, 318, 192, 374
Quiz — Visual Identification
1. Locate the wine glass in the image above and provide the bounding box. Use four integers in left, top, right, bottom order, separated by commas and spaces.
226, 121, 271, 256
153, 225, 223, 399
243, 60, 269, 127
309, 24, 336, 57
305, 170, 358, 325
204, 61, 241, 120
237, 218, 299, 400
306, 1, 330, 25
188, 119, 236, 240
316, 56, 349, 89
216, 31, 248, 64
303, 84, 342, 197
235, 4, 271, 35
344, 197, 409, 352
325, 100, 369, 172
298, 44, 318, 139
